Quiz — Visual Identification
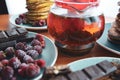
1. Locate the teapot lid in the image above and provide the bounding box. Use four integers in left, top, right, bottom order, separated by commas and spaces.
55, 0, 99, 11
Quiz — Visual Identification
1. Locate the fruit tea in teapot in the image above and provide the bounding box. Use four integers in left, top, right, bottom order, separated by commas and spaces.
47, 0, 105, 56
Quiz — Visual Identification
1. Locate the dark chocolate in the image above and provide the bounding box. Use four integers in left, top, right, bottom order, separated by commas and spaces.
67, 71, 90, 80
83, 65, 105, 80
17, 33, 35, 42
41, 60, 118, 80
16, 27, 28, 36
0, 40, 16, 50
0, 31, 8, 42
5, 28, 19, 38
97, 60, 117, 74
0, 27, 29, 50
0, 27, 28, 41
49, 75, 68, 80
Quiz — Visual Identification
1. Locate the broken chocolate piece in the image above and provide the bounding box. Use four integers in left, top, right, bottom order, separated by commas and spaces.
42, 65, 71, 80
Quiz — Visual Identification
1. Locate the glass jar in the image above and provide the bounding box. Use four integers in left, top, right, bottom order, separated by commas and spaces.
47, 0, 105, 56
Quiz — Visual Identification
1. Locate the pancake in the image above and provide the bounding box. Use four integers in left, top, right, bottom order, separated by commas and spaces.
26, 12, 49, 16
26, 15, 48, 20
108, 22, 120, 44
26, 0, 50, 4
28, 7, 51, 13
15, 0, 53, 27
27, 1, 53, 9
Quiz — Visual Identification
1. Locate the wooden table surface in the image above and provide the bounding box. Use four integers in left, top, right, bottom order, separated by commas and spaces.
0, 14, 120, 66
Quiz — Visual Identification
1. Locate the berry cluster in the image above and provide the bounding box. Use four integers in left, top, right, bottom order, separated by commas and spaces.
0, 34, 46, 80
15, 14, 46, 27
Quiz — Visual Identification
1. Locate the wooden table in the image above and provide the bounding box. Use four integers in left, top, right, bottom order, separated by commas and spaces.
0, 14, 120, 66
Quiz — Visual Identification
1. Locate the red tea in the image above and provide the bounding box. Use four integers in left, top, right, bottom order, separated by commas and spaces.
47, 12, 105, 46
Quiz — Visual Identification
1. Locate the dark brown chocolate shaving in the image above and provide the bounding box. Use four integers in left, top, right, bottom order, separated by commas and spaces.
41, 65, 71, 80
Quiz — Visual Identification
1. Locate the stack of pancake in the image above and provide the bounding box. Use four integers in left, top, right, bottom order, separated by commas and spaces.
25, 0, 53, 26
108, 2, 120, 44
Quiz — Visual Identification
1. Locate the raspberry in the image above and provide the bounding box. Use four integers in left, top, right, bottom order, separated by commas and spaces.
9, 57, 21, 69
15, 50, 26, 61
38, 20, 46, 26
19, 14, 25, 19
19, 63, 28, 69
15, 42, 26, 51
31, 39, 41, 46
18, 63, 28, 77
35, 59, 46, 68
25, 45, 33, 51
26, 63, 40, 78
1, 66, 14, 80
36, 34, 46, 48
10, 77, 17, 80
27, 50, 39, 59
33, 45, 42, 54
1, 59, 9, 66
0, 62, 3, 72
15, 18, 23, 25
32, 21, 39, 26
5, 47, 15, 57
23, 55, 34, 63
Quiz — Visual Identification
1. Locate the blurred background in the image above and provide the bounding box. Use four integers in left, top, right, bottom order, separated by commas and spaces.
0, 0, 120, 18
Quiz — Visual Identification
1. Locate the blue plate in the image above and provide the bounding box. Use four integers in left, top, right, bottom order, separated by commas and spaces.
68, 57, 120, 72
15, 32, 57, 80
97, 23, 120, 55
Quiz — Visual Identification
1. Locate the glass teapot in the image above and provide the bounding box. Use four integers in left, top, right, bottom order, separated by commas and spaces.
47, 0, 105, 56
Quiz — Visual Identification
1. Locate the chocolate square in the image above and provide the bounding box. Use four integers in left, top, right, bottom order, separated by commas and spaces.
67, 70, 90, 80
5, 28, 19, 40
83, 65, 105, 80
97, 60, 117, 74
16, 27, 28, 36
0, 31, 8, 43
0, 40, 16, 50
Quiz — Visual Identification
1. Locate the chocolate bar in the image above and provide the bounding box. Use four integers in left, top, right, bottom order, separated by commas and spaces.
83, 65, 105, 80
0, 27, 28, 43
67, 71, 90, 80
41, 60, 118, 80
97, 60, 117, 74
0, 27, 35, 50
0, 40, 16, 50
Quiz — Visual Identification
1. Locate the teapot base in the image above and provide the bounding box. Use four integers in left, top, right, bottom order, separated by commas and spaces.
55, 41, 95, 56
